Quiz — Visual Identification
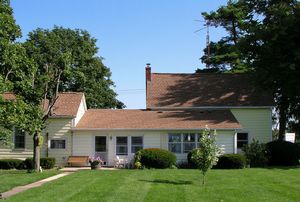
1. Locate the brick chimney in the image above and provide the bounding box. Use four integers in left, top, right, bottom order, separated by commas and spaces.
146, 63, 151, 81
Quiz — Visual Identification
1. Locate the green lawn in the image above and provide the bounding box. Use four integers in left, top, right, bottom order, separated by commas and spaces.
5, 168, 300, 202
0, 169, 60, 193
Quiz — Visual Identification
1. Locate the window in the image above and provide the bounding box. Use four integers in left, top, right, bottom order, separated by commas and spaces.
183, 133, 196, 153
14, 128, 25, 149
95, 136, 106, 152
168, 134, 182, 153
116, 137, 128, 155
50, 140, 66, 149
131, 136, 143, 153
237, 133, 248, 149
168, 133, 201, 154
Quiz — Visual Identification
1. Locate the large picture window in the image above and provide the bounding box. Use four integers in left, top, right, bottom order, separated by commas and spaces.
14, 128, 25, 149
237, 133, 248, 149
50, 139, 66, 149
168, 133, 201, 154
116, 137, 128, 155
131, 136, 143, 153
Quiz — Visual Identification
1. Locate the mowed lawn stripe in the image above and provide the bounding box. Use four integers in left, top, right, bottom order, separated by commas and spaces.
5, 168, 300, 202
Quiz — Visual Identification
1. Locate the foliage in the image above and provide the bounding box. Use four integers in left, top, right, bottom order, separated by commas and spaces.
0, 159, 23, 169
187, 148, 201, 168
214, 154, 246, 169
0, 126, 13, 146
191, 127, 221, 185
266, 140, 300, 166
24, 157, 56, 170
136, 148, 176, 169
242, 139, 269, 167
24, 26, 124, 109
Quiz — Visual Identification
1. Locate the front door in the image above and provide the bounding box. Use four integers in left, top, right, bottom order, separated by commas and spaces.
95, 136, 108, 165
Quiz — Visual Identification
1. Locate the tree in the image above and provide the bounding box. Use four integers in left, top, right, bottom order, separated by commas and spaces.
24, 27, 124, 109
191, 126, 221, 185
0, 0, 42, 152
200, 0, 300, 140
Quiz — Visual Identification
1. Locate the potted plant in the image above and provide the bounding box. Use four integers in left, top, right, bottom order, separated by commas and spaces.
89, 156, 103, 170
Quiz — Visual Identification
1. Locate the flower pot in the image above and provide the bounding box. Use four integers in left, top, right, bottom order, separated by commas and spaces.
91, 164, 101, 170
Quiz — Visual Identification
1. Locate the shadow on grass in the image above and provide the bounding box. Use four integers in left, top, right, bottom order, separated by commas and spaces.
139, 179, 193, 185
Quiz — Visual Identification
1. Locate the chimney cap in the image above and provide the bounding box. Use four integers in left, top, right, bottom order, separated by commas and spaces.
146, 63, 151, 66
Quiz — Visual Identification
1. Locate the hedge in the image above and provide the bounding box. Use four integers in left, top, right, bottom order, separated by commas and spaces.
187, 148, 202, 168
266, 140, 300, 166
136, 148, 176, 169
0, 159, 24, 169
24, 157, 56, 169
214, 154, 246, 169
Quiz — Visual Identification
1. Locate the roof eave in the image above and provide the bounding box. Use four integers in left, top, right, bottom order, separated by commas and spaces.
71, 127, 242, 131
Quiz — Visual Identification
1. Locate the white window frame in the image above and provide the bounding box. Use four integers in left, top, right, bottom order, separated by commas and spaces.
116, 136, 128, 155
13, 128, 25, 149
50, 139, 66, 149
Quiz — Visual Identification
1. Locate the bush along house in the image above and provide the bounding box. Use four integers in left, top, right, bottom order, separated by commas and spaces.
0, 64, 273, 166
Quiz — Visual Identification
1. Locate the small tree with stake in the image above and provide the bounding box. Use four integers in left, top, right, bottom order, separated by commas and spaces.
191, 126, 221, 185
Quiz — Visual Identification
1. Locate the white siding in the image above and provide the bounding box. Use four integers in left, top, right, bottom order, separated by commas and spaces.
44, 118, 73, 166
74, 95, 87, 126
231, 108, 272, 143
73, 129, 236, 165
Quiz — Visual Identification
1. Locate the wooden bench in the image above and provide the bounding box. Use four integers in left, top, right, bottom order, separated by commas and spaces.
67, 156, 89, 167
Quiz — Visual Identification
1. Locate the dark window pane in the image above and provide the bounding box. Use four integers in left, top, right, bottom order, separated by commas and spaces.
237, 141, 247, 148
116, 146, 128, 155
50, 140, 66, 149
183, 143, 195, 153
132, 146, 143, 153
168, 134, 181, 142
183, 134, 195, 142
168, 143, 181, 153
14, 129, 25, 149
237, 133, 248, 141
117, 137, 127, 144
132, 136, 143, 144
95, 136, 106, 152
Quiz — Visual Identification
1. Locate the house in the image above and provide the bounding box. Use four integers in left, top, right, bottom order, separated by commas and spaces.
0, 64, 273, 166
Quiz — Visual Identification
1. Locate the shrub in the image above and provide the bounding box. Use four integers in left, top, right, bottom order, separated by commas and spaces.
266, 140, 300, 166
242, 139, 269, 167
187, 148, 201, 168
24, 157, 56, 169
215, 154, 246, 169
0, 159, 24, 169
136, 148, 176, 169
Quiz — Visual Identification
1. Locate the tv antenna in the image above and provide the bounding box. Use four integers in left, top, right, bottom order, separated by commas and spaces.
195, 20, 211, 68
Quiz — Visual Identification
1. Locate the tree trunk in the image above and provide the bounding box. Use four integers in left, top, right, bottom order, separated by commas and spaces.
278, 98, 288, 141
33, 133, 41, 172
202, 174, 205, 185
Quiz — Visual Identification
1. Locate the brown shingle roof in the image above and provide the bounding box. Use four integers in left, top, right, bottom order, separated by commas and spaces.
75, 109, 241, 130
146, 73, 274, 108
44, 92, 84, 117
2, 92, 83, 117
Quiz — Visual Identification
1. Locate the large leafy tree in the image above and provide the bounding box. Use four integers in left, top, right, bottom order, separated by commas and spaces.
0, 0, 45, 171
200, 0, 300, 140
24, 27, 124, 109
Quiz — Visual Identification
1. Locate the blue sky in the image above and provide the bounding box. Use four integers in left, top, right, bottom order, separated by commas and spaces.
11, 0, 227, 109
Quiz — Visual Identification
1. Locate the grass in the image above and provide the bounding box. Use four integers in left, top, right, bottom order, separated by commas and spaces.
0, 169, 60, 193
5, 168, 300, 202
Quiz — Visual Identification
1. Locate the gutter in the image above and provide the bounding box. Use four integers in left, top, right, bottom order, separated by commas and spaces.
71, 127, 242, 131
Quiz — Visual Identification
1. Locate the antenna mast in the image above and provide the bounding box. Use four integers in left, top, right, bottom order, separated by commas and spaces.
206, 20, 210, 68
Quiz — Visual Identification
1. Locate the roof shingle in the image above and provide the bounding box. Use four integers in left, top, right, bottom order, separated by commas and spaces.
146, 73, 274, 108
75, 109, 241, 130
